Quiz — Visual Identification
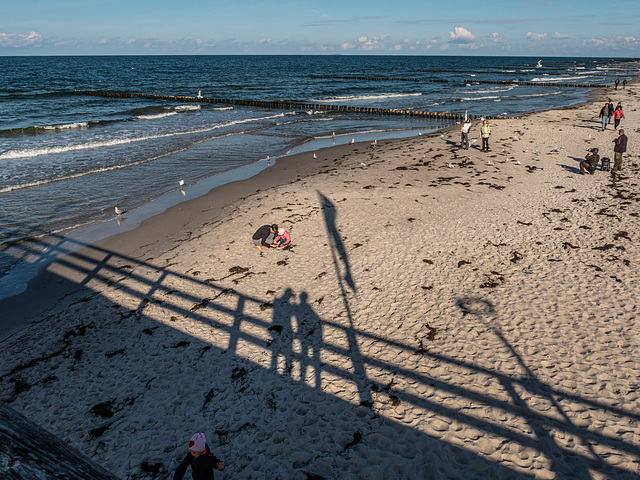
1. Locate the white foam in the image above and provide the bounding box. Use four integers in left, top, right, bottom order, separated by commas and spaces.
135, 112, 178, 120
310, 93, 422, 103
41, 122, 90, 131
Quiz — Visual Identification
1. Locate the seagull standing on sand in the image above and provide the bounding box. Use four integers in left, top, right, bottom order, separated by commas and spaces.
487, 161, 494, 166
371, 139, 378, 147
448, 163, 455, 168
313, 153, 317, 159
114, 206, 127, 215
350, 138, 355, 144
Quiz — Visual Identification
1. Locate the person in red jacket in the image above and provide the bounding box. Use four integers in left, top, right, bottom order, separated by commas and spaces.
613, 105, 625, 130
174, 433, 225, 480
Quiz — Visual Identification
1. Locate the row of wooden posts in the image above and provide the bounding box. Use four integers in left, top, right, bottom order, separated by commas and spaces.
76, 90, 493, 120
310, 74, 420, 82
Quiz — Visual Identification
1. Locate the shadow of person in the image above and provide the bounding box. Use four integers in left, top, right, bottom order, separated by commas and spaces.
269, 288, 296, 375
294, 292, 323, 389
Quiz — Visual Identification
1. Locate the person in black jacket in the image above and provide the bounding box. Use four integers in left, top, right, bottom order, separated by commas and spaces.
174, 433, 225, 480
252, 224, 278, 250
580, 148, 600, 175
612, 129, 628, 172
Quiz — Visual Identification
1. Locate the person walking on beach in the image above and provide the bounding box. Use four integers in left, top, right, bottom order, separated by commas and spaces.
607, 100, 615, 127
460, 117, 472, 149
579, 148, 600, 175
599, 102, 610, 131
613, 105, 625, 130
623, 79, 627, 89
174, 433, 225, 480
252, 224, 278, 250
612, 129, 628, 172
615, 78, 620, 89
480, 119, 491, 152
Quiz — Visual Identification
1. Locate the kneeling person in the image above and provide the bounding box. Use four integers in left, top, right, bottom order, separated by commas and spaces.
253, 224, 278, 250
580, 148, 599, 175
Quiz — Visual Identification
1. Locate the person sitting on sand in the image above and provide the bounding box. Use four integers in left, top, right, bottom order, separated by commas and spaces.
579, 148, 600, 175
273, 227, 291, 247
174, 433, 224, 480
252, 224, 278, 250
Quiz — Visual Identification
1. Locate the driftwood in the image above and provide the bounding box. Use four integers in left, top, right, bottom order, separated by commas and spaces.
0, 401, 119, 479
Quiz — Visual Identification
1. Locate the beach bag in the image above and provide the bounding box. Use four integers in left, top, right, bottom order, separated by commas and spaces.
600, 157, 611, 171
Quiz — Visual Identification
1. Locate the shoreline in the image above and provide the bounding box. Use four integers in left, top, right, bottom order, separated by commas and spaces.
1, 75, 639, 478
0, 78, 631, 339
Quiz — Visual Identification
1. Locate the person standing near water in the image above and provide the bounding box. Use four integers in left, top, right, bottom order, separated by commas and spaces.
480, 119, 491, 152
460, 117, 472, 149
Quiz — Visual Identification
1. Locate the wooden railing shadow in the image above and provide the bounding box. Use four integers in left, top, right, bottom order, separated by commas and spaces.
0, 206, 639, 479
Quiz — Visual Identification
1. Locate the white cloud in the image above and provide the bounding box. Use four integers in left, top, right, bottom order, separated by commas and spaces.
489, 32, 506, 43
526, 32, 547, 41
0, 31, 42, 48
552, 32, 570, 39
449, 27, 475, 44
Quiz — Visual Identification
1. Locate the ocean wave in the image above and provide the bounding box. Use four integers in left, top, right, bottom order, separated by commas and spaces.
531, 75, 591, 82
310, 92, 423, 103
211, 107, 233, 111
174, 104, 201, 112
41, 122, 90, 131
0, 113, 285, 160
135, 111, 178, 120
0, 125, 271, 193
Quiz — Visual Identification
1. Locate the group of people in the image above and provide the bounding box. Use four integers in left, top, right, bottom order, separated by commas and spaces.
252, 224, 291, 250
599, 100, 625, 131
460, 114, 492, 152
580, 129, 628, 174
614, 78, 628, 90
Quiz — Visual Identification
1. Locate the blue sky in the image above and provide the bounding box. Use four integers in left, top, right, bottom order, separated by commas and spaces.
1, 0, 639, 56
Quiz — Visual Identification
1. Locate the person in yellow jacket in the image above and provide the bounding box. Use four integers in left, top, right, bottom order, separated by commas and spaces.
480, 119, 491, 152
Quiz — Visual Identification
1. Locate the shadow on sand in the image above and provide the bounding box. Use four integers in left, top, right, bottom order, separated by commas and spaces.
0, 194, 639, 479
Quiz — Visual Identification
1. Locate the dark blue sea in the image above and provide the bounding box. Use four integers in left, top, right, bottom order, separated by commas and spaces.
0, 55, 637, 297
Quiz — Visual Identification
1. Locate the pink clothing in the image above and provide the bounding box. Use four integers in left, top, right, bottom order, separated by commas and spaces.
274, 230, 291, 245
613, 109, 625, 120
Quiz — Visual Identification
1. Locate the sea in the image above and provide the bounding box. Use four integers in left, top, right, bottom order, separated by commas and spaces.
0, 55, 638, 299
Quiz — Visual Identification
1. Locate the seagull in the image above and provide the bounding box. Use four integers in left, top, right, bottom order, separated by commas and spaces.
588, 134, 592, 140
513, 135, 519, 141
114, 206, 127, 215
448, 163, 455, 168
418, 132, 422, 136
313, 153, 317, 159
179, 179, 184, 187
350, 139, 355, 144
523, 148, 529, 153
515, 160, 521, 164
470, 138, 477, 144
440, 134, 445, 138
359, 162, 367, 167
371, 139, 378, 147
505, 157, 510, 162
535, 150, 540, 155
197, 90, 202, 98
487, 161, 494, 166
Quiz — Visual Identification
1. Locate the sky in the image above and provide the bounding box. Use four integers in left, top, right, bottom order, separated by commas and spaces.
1, 0, 639, 57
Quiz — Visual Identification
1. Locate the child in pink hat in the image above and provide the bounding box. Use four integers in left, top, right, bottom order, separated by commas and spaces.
174, 433, 225, 479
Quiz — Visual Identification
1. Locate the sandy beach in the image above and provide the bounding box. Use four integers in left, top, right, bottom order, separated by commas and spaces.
1, 80, 639, 479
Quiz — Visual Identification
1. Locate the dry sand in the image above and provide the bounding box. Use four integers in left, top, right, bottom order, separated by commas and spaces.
1, 81, 639, 479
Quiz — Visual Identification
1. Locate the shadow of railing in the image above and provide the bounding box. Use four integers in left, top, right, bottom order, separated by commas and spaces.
0, 195, 639, 479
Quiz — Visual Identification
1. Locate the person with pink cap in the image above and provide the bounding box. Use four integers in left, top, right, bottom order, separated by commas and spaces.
272, 227, 291, 247
174, 432, 224, 480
